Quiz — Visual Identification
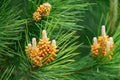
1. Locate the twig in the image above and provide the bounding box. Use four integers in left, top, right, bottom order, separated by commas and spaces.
64, 64, 96, 76
108, 0, 118, 34
22, 67, 37, 80
75, 64, 97, 74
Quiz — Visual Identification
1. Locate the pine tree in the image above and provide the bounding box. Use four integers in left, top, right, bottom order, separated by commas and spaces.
0, 0, 120, 80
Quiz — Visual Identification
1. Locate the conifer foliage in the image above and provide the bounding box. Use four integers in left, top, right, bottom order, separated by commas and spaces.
0, 0, 120, 80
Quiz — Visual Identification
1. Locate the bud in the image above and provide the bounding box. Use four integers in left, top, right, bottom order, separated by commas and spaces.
28, 43, 32, 47
52, 40, 57, 48
32, 38, 37, 49
101, 25, 106, 37
42, 30, 48, 40
93, 37, 97, 44
109, 37, 114, 45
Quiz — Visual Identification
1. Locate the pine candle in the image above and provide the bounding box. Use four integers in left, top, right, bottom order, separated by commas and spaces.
26, 30, 58, 66
91, 25, 114, 59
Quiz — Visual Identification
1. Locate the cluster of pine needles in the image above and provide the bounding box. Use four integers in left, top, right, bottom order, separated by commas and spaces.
0, 0, 120, 80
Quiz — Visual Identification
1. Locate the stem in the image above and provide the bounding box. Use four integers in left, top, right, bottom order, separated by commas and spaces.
75, 64, 97, 74
108, 0, 118, 34
64, 64, 96, 76
22, 67, 37, 80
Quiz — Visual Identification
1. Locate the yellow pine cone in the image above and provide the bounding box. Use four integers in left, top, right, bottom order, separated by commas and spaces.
33, 12, 42, 21
26, 30, 58, 66
37, 3, 51, 16
33, 2, 51, 21
91, 44, 100, 57
91, 25, 114, 59
37, 39, 58, 65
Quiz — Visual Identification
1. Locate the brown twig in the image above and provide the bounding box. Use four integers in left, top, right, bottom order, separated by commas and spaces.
22, 67, 38, 80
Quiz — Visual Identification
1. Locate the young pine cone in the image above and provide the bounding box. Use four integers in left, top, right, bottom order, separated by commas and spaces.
33, 3, 51, 21
91, 25, 114, 60
26, 30, 58, 67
